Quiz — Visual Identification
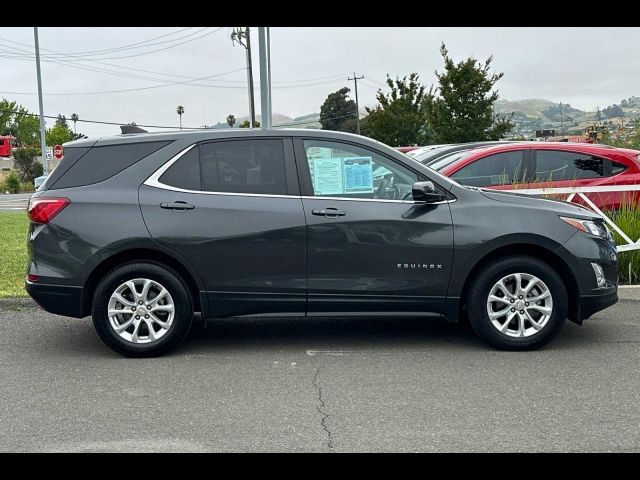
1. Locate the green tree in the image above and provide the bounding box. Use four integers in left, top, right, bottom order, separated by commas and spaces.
176, 105, 185, 130
45, 122, 74, 146
12, 108, 41, 146
2, 171, 20, 193
319, 87, 357, 133
363, 73, 432, 146
226, 114, 236, 128
0, 98, 18, 134
12, 147, 43, 183
239, 120, 260, 128
424, 43, 514, 143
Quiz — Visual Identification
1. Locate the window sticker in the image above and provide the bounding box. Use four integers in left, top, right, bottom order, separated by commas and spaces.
310, 153, 374, 196
313, 157, 344, 195
342, 157, 373, 193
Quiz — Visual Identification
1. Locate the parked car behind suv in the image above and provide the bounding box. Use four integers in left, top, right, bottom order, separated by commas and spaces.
26, 129, 618, 356
421, 141, 640, 210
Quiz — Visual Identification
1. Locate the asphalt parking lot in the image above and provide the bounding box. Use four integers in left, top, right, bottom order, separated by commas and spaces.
1, 291, 639, 452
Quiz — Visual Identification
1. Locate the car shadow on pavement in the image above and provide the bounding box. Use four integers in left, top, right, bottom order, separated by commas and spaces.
176, 315, 484, 354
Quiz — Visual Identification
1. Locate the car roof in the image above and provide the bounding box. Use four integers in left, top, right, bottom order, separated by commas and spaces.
63, 128, 384, 148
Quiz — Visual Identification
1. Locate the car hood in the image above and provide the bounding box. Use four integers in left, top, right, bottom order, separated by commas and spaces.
478, 188, 600, 219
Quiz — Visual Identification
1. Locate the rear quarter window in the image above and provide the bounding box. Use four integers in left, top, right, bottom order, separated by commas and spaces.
50, 141, 171, 189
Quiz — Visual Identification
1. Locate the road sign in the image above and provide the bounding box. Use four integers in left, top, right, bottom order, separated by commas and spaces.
45, 146, 53, 160
53, 145, 63, 160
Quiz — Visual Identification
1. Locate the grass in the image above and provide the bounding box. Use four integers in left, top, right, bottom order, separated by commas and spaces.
607, 202, 640, 285
0, 212, 29, 297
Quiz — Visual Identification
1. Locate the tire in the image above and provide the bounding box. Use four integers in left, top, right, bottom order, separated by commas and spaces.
92, 261, 193, 357
466, 255, 568, 351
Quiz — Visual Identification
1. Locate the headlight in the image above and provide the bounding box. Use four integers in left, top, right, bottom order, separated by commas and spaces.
560, 216, 608, 238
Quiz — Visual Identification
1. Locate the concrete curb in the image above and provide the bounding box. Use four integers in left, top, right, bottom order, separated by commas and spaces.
0, 297, 36, 309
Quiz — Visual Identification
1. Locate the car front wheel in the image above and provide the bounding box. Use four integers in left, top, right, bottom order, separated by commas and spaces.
466, 255, 568, 350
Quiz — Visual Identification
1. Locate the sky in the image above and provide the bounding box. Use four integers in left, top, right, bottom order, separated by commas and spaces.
2, 26, 639, 137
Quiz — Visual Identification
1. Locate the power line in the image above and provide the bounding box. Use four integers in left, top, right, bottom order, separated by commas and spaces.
0, 68, 248, 96
0, 27, 223, 61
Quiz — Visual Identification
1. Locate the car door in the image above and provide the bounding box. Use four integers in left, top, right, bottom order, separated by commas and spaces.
448, 149, 531, 190
293, 137, 454, 315
139, 137, 307, 317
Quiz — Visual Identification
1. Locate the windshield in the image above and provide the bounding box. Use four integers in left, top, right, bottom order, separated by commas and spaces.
428, 149, 477, 171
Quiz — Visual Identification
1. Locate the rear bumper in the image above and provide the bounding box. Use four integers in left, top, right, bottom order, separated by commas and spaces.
25, 281, 86, 318
578, 288, 618, 322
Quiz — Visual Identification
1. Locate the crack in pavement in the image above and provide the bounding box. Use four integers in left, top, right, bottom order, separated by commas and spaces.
312, 366, 334, 452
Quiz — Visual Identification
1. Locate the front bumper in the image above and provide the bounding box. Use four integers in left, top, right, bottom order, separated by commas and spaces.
25, 281, 86, 318
578, 288, 618, 321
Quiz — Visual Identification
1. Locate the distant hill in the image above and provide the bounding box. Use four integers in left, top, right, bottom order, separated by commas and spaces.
494, 97, 640, 137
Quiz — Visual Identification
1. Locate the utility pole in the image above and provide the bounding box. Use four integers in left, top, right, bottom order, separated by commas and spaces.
231, 27, 256, 128
560, 101, 565, 138
348, 72, 364, 134
258, 27, 272, 128
33, 27, 47, 175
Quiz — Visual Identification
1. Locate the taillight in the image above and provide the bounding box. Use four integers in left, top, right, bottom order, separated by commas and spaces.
27, 197, 70, 224
27, 274, 40, 283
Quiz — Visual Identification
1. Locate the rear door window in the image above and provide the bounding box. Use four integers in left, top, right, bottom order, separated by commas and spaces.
534, 150, 604, 182
199, 139, 288, 195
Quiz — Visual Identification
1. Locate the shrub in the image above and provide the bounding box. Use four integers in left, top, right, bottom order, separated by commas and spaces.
19, 181, 34, 193
12, 146, 43, 183
2, 171, 20, 194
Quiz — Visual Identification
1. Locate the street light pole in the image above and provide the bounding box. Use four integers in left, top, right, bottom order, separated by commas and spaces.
258, 27, 272, 129
33, 27, 47, 175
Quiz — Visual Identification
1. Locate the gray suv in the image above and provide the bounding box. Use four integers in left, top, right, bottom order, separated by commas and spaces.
25, 129, 618, 356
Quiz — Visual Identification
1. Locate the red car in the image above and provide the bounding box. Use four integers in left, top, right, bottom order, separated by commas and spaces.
425, 142, 640, 211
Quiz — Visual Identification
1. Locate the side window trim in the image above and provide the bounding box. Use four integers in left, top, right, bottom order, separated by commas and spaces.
292, 137, 439, 201
148, 137, 300, 197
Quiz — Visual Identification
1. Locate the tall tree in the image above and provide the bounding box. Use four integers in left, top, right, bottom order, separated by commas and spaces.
226, 114, 237, 128
176, 105, 185, 131
424, 43, 514, 143
363, 73, 432, 146
319, 87, 357, 133
70, 113, 79, 134
45, 123, 73, 146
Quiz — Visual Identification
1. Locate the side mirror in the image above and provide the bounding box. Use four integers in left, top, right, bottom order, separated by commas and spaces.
412, 181, 446, 203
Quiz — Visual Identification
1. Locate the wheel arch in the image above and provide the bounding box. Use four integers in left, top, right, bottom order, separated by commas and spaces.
455, 243, 580, 324
81, 247, 205, 317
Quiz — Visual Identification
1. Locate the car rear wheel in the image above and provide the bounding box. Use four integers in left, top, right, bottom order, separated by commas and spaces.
466, 256, 568, 350
92, 262, 193, 357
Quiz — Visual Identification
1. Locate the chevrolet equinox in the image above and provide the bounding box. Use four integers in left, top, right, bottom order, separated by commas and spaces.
26, 129, 619, 356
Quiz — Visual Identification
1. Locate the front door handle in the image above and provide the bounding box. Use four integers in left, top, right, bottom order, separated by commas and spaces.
160, 201, 195, 210
312, 207, 346, 217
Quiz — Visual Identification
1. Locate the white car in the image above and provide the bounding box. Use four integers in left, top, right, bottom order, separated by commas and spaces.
34, 175, 47, 190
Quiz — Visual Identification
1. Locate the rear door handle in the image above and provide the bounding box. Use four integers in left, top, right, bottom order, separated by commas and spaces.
160, 201, 195, 210
312, 207, 346, 217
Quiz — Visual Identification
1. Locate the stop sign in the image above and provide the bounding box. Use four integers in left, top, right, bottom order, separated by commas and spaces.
53, 145, 63, 160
